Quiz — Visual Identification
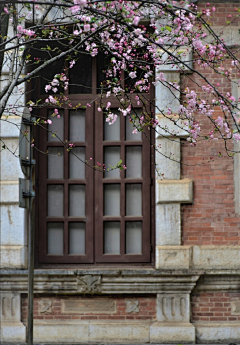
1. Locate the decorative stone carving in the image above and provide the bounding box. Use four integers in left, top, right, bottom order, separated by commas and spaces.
77, 275, 101, 293
126, 300, 139, 313
157, 293, 190, 322
231, 301, 240, 315
39, 299, 53, 314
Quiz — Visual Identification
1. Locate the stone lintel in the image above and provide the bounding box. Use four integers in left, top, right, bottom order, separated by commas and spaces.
156, 178, 193, 204
156, 246, 192, 270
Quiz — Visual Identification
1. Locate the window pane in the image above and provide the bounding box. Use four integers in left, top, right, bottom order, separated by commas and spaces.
69, 110, 85, 142
126, 184, 142, 216
104, 222, 120, 254
48, 185, 64, 216
69, 185, 85, 216
104, 184, 120, 216
48, 110, 64, 142
47, 223, 64, 255
104, 147, 120, 178
69, 223, 85, 254
126, 116, 142, 141
69, 147, 85, 179
126, 146, 142, 178
69, 53, 92, 94
104, 111, 120, 141
48, 147, 64, 179
126, 222, 142, 254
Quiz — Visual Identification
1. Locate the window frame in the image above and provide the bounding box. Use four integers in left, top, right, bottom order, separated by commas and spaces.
33, 56, 155, 266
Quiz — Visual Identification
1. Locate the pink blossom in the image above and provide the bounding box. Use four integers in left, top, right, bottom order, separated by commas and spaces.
74, 0, 87, 7
133, 16, 140, 26
84, 24, 91, 32
47, 119, 52, 125
132, 129, 138, 134
4, 7, 9, 14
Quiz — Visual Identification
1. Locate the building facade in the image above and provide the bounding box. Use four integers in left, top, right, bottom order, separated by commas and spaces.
1, 1, 240, 343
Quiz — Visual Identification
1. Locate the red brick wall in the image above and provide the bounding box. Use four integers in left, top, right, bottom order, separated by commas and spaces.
181, 3, 240, 245
191, 292, 240, 322
21, 294, 156, 322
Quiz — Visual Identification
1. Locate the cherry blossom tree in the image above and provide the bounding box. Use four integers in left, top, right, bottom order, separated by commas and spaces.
1, 0, 240, 171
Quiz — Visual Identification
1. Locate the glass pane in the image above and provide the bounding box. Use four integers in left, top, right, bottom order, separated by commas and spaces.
69, 53, 92, 94
97, 52, 111, 92
47, 223, 64, 255
126, 116, 142, 141
48, 147, 64, 179
69, 185, 85, 216
126, 146, 142, 178
48, 110, 64, 142
69, 223, 85, 254
104, 147, 120, 178
126, 184, 142, 216
104, 184, 120, 216
69, 147, 85, 179
48, 185, 64, 216
69, 110, 85, 142
104, 222, 120, 254
126, 222, 142, 254
104, 111, 120, 141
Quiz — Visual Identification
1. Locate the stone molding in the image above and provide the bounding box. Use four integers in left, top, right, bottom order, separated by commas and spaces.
0, 245, 27, 269
156, 245, 240, 270
0, 269, 200, 294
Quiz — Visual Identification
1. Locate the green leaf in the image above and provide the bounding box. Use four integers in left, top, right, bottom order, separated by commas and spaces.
165, 26, 172, 32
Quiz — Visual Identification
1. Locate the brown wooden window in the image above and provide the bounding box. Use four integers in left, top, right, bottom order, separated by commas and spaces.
35, 54, 154, 265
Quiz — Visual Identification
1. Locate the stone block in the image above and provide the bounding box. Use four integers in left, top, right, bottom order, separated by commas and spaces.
0, 245, 27, 268
192, 246, 240, 270
155, 72, 180, 114
195, 322, 240, 344
0, 181, 19, 203
0, 78, 25, 116
61, 298, 116, 313
89, 321, 150, 343
156, 179, 193, 204
0, 138, 24, 180
155, 115, 189, 138
157, 47, 193, 72
150, 322, 195, 343
231, 301, 240, 315
0, 205, 25, 245
0, 293, 26, 343
0, 116, 22, 138
156, 204, 181, 245
155, 138, 180, 179
0, 322, 26, 343
156, 246, 191, 270
157, 294, 190, 322
33, 320, 89, 343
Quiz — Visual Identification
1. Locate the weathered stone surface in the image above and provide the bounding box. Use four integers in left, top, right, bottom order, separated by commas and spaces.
89, 321, 150, 343
156, 47, 193, 72
155, 115, 189, 138
61, 298, 116, 313
231, 301, 240, 315
156, 246, 191, 270
156, 179, 193, 204
155, 72, 180, 114
150, 322, 195, 343
0, 293, 26, 342
156, 204, 181, 245
0, 116, 22, 138
155, 138, 180, 180
33, 320, 89, 343
0, 181, 19, 203
195, 322, 240, 343
77, 274, 101, 293
0, 245, 27, 269
192, 246, 240, 269
157, 294, 190, 322
0, 205, 25, 245
126, 299, 139, 313
0, 138, 24, 180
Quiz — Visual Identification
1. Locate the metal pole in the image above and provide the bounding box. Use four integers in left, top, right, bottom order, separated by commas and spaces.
27, 119, 35, 345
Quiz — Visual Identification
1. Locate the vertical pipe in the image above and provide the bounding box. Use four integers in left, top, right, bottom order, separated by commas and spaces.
27, 117, 35, 345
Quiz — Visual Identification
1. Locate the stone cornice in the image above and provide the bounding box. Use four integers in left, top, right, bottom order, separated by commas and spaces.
0, 269, 201, 294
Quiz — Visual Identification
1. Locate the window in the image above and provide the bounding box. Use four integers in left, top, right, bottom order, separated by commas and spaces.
35, 54, 154, 265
